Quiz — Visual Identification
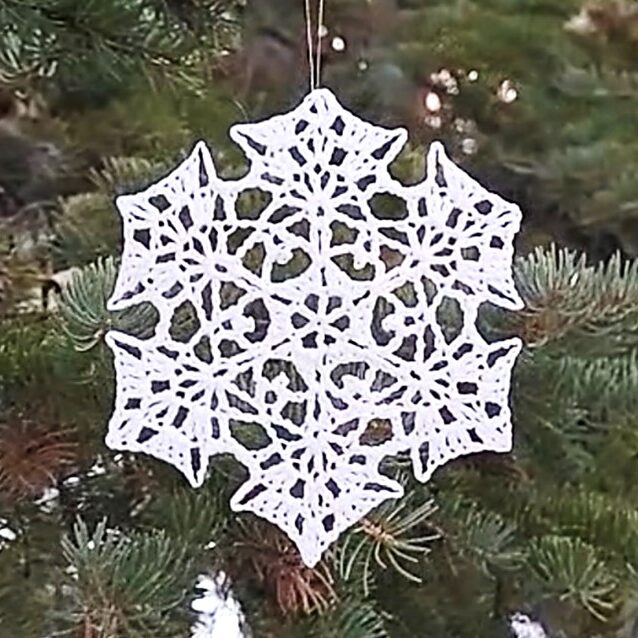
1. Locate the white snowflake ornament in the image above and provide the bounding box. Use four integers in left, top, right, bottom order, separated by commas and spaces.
106, 88, 523, 567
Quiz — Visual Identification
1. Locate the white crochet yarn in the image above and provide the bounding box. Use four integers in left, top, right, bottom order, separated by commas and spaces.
106, 88, 523, 566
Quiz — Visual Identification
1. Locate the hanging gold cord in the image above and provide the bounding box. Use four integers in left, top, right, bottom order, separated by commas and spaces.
315, 0, 326, 88
305, 0, 326, 91
304, 0, 316, 91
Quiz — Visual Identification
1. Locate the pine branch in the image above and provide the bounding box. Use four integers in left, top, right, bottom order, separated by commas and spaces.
0, 544, 48, 636
0, 317, 69, 400
552, 350, 638, 411
90, 155, 169, 196
52, 156, 169, 269
437, 497, 524, 577
527, 535, 618, 622
491, 486, 638, 573
556, 65, 638, 100
58, 257, 157, 351
53, 192, 120, 267
512, 348, 638, 479
59, 517, 194, 637
511, 245, 638, 353
146, 485, 230, 550
0, 0, 241, 95
306, 597, 390, 638
339, 491, 438, 596
0, 314, 114, 441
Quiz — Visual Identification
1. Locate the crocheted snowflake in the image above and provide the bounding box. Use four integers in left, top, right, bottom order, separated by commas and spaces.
106, 89, 523, 566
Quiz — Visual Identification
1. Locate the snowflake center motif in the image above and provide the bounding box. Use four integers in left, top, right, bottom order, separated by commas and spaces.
106, 88, 523, 567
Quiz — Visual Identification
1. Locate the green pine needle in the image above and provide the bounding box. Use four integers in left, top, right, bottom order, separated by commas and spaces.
527, 535, 618, 621
58, 257, 156, 351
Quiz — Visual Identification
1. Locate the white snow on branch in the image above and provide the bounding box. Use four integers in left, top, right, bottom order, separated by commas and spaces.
191, 573, 245, 638
510, 612, 549, 638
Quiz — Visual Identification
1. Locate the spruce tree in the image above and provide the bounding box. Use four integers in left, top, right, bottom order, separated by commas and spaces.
2, 2, 638, 637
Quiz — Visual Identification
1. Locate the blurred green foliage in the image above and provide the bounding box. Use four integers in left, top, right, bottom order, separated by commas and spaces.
2, 1, 638, 637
